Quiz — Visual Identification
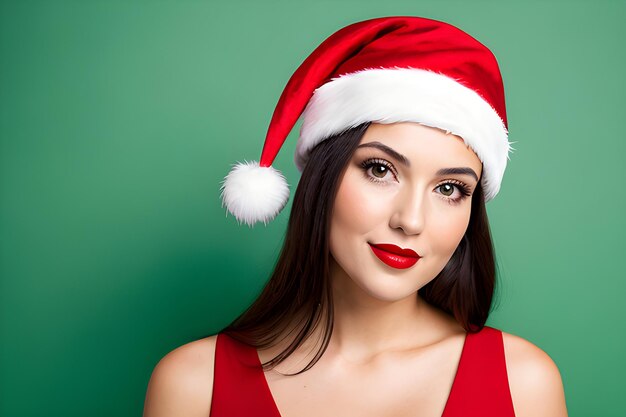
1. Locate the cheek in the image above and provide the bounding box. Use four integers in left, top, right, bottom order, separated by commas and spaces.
429, 204, 472, 254
329, 169, 390, 260
330, 171, 390, 245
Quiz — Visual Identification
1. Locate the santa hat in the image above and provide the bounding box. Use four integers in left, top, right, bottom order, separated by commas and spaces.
220, 16, 514, 226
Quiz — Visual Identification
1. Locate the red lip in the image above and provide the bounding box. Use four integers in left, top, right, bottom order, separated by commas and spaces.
368, 243, 421, 269
370, 243, 419, 257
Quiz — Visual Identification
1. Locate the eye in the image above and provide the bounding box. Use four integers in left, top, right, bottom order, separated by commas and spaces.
360, 158, 398, 184
439, 184, 455, 196
371, 164, 391, 179
435, 180, 472, 205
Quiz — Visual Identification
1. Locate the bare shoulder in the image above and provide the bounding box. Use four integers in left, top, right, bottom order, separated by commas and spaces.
143, 335, 219, 417
501, 331, 568, 417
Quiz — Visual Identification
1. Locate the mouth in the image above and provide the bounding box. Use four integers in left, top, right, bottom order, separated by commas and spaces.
368, 243, 421, 270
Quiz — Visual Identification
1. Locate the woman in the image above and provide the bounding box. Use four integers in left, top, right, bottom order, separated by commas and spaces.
144, 16, 568, 417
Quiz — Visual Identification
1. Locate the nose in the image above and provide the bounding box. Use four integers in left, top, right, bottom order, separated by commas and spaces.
389, 187, 426, 235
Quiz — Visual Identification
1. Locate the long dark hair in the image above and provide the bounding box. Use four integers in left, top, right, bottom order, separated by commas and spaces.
219, 122, 498, 374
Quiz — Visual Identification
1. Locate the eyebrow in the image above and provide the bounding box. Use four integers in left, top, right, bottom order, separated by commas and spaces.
356, 141, 479, 182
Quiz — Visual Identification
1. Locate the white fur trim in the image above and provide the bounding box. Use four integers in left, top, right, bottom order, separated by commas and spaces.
220, 160, 289, 226
295, 68, 513, 201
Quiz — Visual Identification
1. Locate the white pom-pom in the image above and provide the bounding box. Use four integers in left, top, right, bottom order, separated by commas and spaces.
220, 160, 290, 226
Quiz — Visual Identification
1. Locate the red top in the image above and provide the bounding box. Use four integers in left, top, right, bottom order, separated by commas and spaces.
210, 326, 516, 417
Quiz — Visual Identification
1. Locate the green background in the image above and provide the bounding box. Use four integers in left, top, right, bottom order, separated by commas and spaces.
1, 0, 624, 416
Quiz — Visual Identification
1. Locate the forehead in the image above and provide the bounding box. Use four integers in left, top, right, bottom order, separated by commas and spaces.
359, 122, 482, 171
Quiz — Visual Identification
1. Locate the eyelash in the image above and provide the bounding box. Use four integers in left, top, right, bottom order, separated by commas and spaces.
359, 157, 472, 205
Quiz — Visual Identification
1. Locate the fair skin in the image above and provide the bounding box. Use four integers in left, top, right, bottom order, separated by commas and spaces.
143, 122, 568, 417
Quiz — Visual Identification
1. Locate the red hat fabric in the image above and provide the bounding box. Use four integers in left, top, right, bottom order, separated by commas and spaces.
221, 16, 514, 226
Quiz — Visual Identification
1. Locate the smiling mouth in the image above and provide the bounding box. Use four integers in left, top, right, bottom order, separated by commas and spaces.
368, 243, 421, 269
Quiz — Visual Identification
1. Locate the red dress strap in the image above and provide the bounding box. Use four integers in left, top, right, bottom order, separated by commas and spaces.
210, 333, 281, 417
442, 326, 516, 417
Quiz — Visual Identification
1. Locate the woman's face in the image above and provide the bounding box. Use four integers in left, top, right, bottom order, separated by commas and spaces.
329, 122, 483, 302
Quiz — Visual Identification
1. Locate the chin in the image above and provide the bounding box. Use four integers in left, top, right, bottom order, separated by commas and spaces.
332, 253, 435, 302
351, 273, 427, 303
